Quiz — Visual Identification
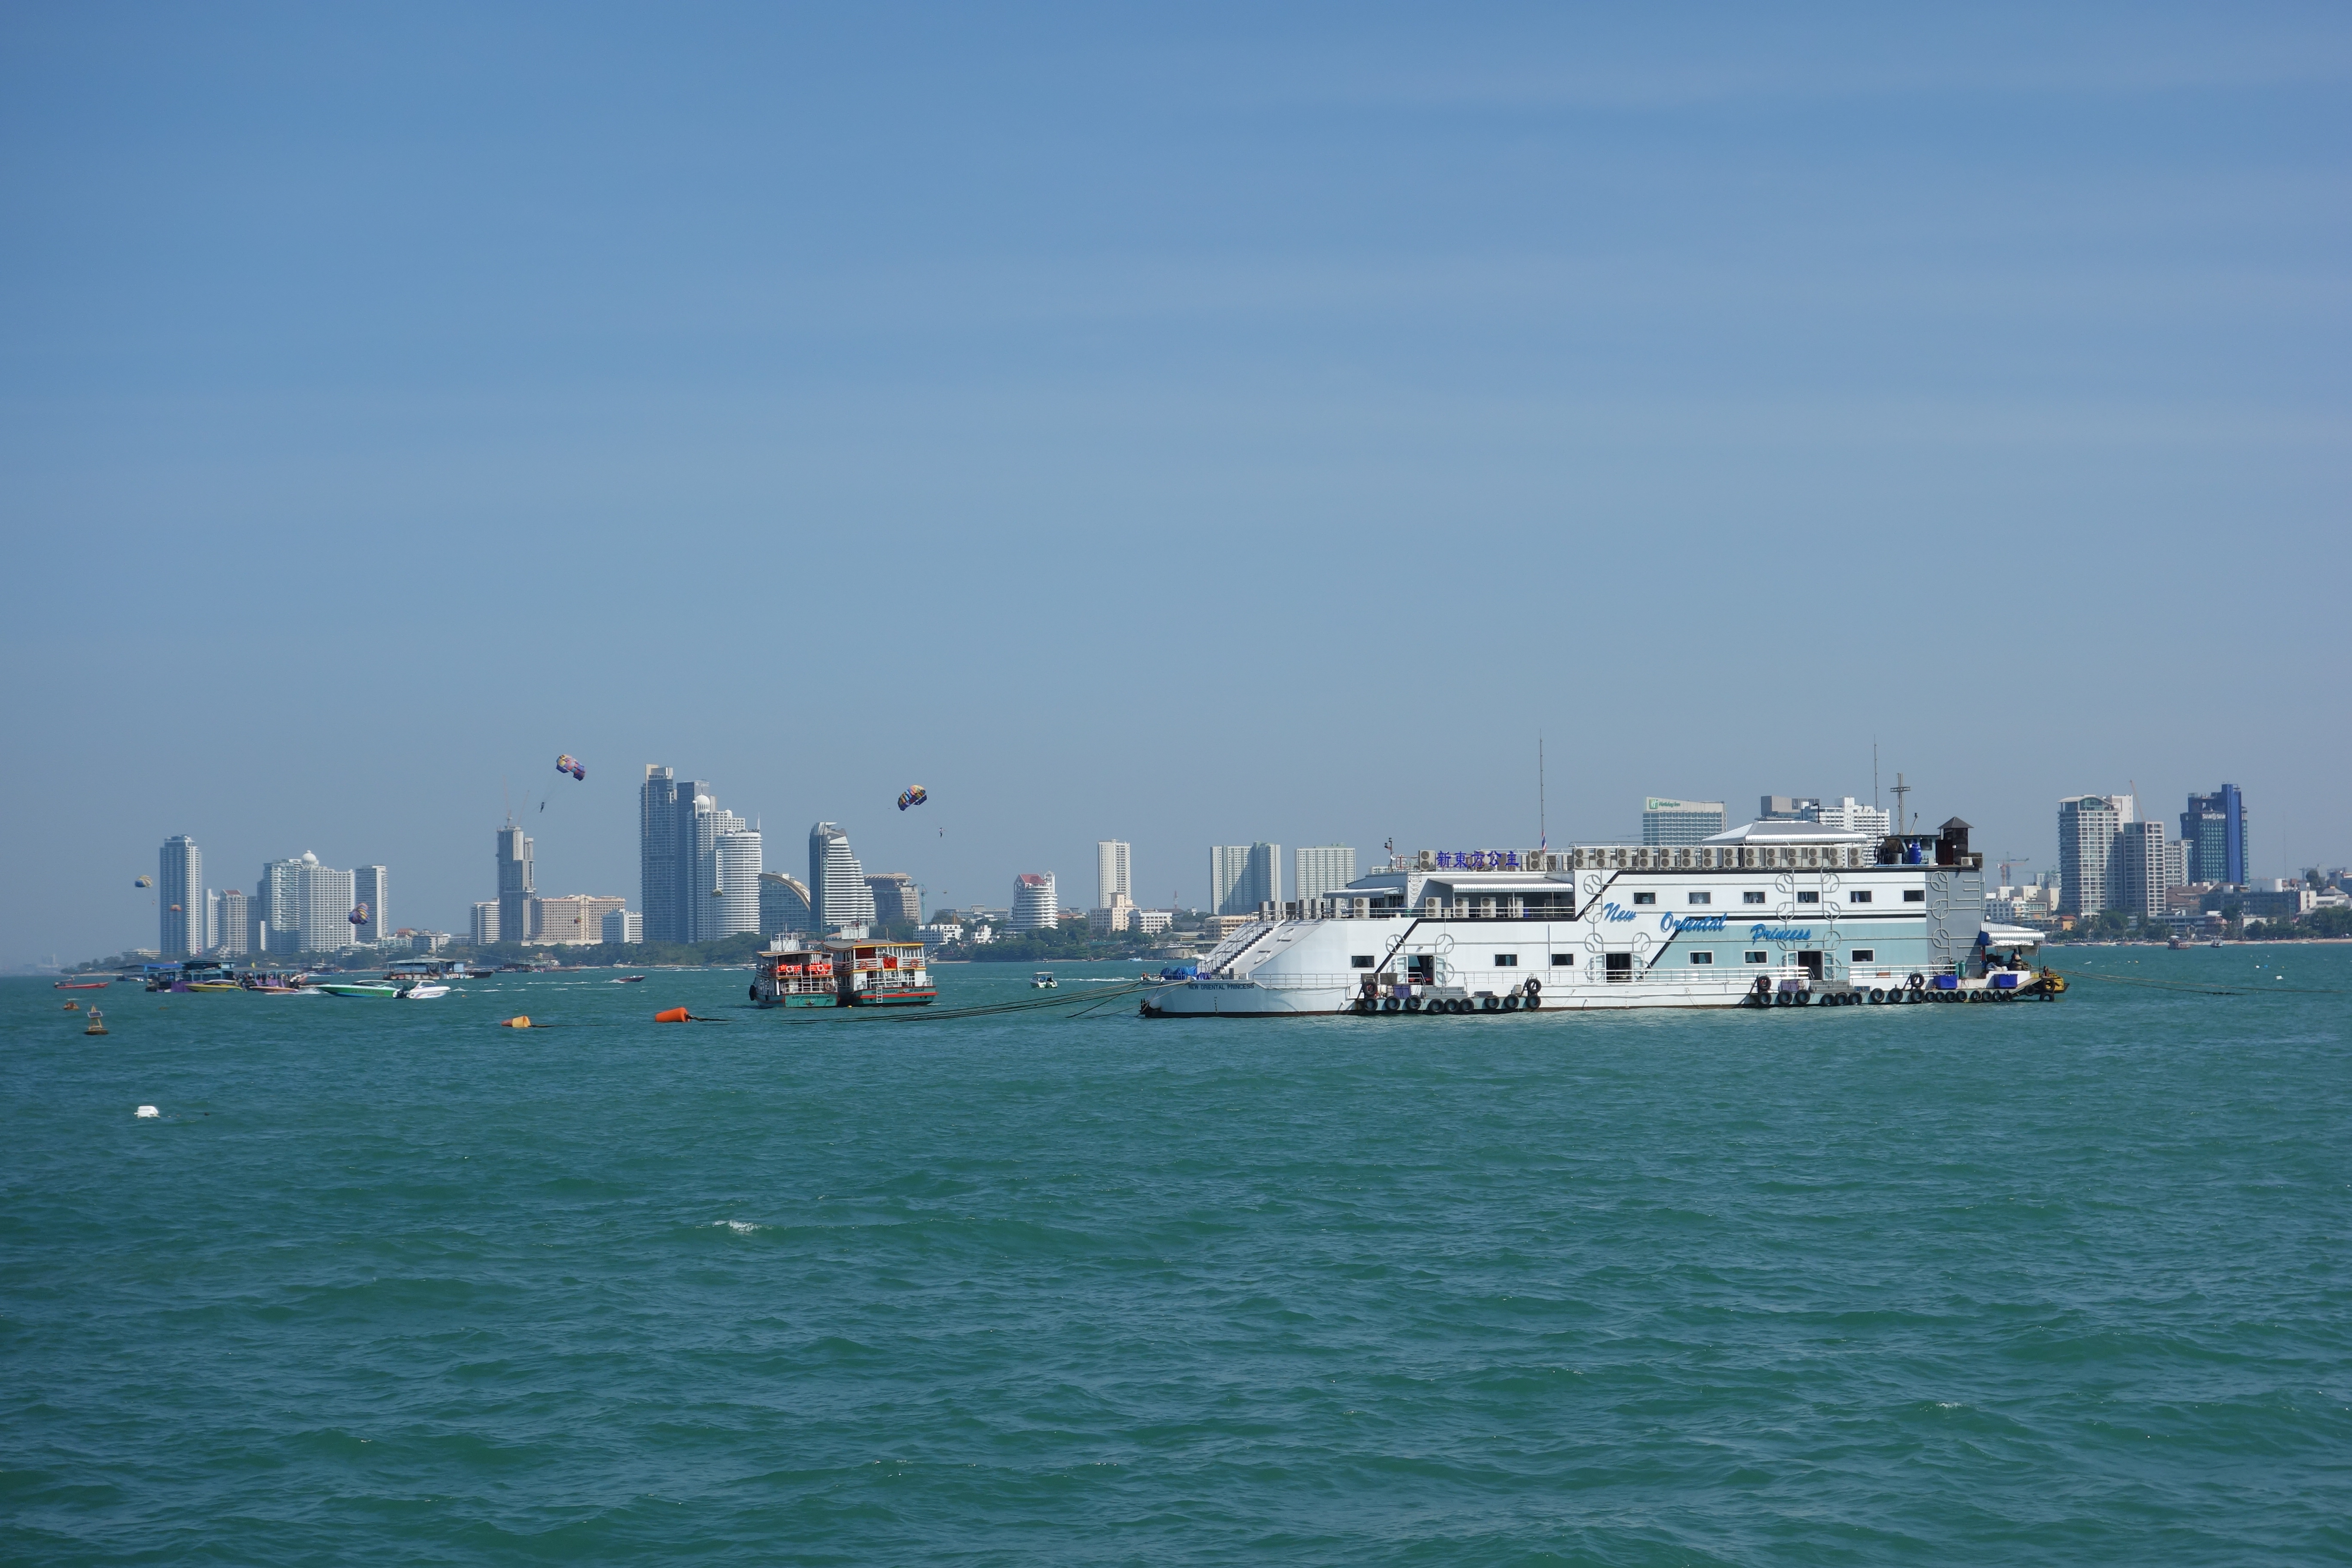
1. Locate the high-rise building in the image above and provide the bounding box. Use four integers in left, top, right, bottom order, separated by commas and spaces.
808, 823, 877, 932
2163, 837, 2189, 893
496, 825, 534, 947
1294, 845, 1357, 901
1759, 796, 1822, 821
159, 836, 202, 958
216, 888, 250, 959
203, 888, 220, 953
1011, 873, 1058, 931
2182, 785, 2250, 886
1095, 841, 1132, 910
866, 872, 920, 926
1210, 843, 1281, 915
259, 856, 305, 952
601, 908, 643, 944
640, 767, 692, 945
759, 872, 815, 935
352, 866, 389, 946
295, 854, 357, 951
713, 829, 762, 938
2058, 794, 2132, 916
1810, 797, 1893, 837
471, 901, 500, 945
2111, 820, 2175, 919
1642, 799, 1726, 845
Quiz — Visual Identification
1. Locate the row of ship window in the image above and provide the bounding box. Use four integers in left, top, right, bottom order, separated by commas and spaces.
1628, 890, 1920, 906
1354, 949, 1882, 968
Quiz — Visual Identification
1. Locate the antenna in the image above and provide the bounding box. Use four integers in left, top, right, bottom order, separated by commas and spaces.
1890, 772, 1911, 839
1539, 735, 1548, 853
1872, 738, 1880, 816
502, 776, 512, 827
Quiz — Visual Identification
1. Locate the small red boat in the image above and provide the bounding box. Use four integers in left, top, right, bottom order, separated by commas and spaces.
54, 980, 110, 990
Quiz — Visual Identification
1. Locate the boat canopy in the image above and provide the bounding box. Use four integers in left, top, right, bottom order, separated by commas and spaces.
1978, 923, 2044, 949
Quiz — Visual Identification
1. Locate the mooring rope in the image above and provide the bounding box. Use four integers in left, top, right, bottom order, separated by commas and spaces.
745, 978, 1173, 1025
2047, 966, 2344, 997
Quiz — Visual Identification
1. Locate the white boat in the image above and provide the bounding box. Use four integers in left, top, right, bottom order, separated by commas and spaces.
1032, 971, 1057, 989
398, 983, 450, 1000
1143, 819, 2063, 1018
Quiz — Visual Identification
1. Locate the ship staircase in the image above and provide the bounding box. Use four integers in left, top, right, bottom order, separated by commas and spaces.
1197, 921, 1279, 977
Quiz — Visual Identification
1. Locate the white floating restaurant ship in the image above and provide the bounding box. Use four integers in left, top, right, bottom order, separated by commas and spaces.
1142, 818, 2060, 1018
751, 935, 936, 1009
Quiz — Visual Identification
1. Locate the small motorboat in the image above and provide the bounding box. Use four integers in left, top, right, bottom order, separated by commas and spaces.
613, 974, 647, 983
1032, 971, 1057, 989
53, 980, 109, 990
397, 983, 450, 1000
318, 982, 400, 999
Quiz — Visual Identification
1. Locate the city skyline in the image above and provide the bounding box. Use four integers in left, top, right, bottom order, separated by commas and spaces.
5, 11, 2347, 965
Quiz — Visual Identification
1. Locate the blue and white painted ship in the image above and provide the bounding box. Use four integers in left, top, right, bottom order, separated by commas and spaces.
1142, 818, 2059, 1017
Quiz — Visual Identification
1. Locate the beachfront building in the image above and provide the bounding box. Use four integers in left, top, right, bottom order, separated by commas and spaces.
1294, 845, 1357, 902
353, 865, 389, 946
1095, 841, 1132, 910
1011, 873, 1058, 931
1211, 843, 1280, 915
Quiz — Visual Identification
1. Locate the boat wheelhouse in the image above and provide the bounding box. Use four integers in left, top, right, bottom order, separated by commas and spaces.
1142, 817, 2061, 1017
751, 943, 838, 1008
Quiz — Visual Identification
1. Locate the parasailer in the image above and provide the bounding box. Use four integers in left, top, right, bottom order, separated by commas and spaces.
349, 904, 370, 927
556, 754, 586, 782
897, 785, 928, 812
169, 903, 181, 913
135, 876, 153, 888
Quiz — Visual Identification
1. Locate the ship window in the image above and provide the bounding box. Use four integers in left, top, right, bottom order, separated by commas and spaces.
1904, 890, 1925, 902
1745, 951, 1769, 964
1744, 891, 1766, 905
1850, 891, 1871, 903
1688, 892, 1711, 905
1350, 955, 1375, 968
1689, 951, 1715, 965
1633, 891, 1656, 905
1550, 953, 1573, 965
1797, 891, 1820, 904
1852, 949, 1875, 962
1494, 953, 1517, 966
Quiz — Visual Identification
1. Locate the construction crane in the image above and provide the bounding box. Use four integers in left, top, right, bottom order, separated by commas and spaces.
1995, 853, 2035, 888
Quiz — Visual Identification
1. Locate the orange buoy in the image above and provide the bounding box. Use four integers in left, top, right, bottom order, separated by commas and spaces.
500, 1015, 531, 1029
654, 1007, 690, 1023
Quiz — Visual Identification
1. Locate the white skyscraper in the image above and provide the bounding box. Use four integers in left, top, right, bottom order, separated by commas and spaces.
1011, 873, 1058, 931
296, 854, 357, 952
217, 888, 250, 959
353, 866, 389, 946
1294, 845, 1357, 901
1095, 840, 1132, 910
714, 829, 762, 938
1210, 843, 1280, 915
159, 836, 202, 958
204, 888, 220, 953
808, 822, 877, 932
2058, 794, 2132, 916
471, 901, 500, 945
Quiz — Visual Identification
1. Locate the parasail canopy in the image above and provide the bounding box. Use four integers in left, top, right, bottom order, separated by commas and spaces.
556, 754, 586, 782
897, 785, 928, 812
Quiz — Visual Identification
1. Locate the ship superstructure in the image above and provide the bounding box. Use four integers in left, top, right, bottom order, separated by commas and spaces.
1143, 818, 2058, 1017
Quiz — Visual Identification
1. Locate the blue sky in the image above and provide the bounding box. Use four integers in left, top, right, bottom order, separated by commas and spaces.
3, 3, 2346, 960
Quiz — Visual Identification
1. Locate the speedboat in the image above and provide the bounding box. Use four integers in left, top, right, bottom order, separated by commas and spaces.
318, 982, 400, 999
53, 980, 108, 990
398, 983, 450, 1000
1032, 971, 1057, 989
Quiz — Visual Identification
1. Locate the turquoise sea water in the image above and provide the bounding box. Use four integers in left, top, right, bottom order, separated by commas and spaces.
3, 951, 2348, 1565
